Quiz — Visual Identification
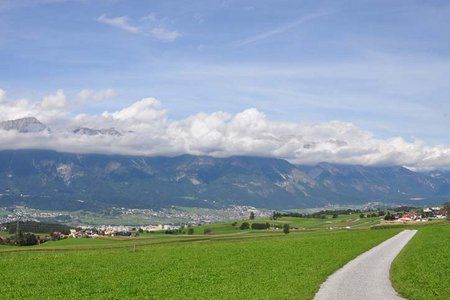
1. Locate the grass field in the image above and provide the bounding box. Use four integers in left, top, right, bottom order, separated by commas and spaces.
391, 221, 450, 300
0, 228, 401, 299
193, 214, 382, 235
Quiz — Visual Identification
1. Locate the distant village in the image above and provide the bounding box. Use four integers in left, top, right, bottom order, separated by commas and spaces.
68, 224, 183, 239
381, 206, 447, 224
1, 205, 447, 241
0, 205, 270, 237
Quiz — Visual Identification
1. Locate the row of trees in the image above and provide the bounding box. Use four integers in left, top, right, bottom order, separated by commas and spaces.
239, 221, 290, 234
272, 209, 366, 220
4, 221, 72, 235
164, 227, 205, 235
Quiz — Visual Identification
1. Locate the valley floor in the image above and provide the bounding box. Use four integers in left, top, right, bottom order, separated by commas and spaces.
0, 220, 447, 299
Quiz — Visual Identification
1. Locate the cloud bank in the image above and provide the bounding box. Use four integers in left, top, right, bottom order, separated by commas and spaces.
0, 89, 449, 170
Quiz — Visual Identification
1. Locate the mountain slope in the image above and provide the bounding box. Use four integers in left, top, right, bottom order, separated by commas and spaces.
0, 149, 448, 211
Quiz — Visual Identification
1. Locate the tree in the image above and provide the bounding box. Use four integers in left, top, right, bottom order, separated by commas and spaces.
444, 202, 450, 219
359, 213, 365, 218
239, 222, 250, 230
187, 228, 194, 235
203, 228, 212, 235
15, 232, 39, 246
283, 224, 290, 234
332, 214, 338, 219
272, 211, 281, 220
384, 211, 396, 221
249, 212, 255, 220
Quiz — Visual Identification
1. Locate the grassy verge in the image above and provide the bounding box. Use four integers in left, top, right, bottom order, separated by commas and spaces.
0, 228, 400, 299
391, 222, 450, 300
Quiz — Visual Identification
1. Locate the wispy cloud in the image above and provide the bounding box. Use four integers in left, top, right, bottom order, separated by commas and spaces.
150, 28, 180, 42
97, 14, 139, 33
77, 89, 115, 103
97, 13, 180, 42
234, 12, 329, 47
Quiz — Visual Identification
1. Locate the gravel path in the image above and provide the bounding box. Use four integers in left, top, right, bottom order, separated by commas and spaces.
314, 229, 417, 300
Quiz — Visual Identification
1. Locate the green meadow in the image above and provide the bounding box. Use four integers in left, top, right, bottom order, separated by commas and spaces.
0, 217, 448, 299
391, 222, 450, 300
191, 214, 382, 235
0, 227, 400, 299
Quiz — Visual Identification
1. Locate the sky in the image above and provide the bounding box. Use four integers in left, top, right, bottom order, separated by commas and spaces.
0, 0, 449, 169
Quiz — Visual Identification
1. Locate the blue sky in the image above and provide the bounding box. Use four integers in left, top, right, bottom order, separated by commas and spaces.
0, 0, 449, 149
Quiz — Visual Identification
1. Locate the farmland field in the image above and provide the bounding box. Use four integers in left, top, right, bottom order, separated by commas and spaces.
0, 228, 401, 299
391, 222, 450, 300
192, 214, 382, 235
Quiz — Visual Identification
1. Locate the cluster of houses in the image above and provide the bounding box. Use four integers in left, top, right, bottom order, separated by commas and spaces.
383, 207, 447, 224
52, 224, 182, 239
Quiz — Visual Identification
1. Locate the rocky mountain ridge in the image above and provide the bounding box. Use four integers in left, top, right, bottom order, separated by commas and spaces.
0, 117, 47, 133
0, 149, 448, 211
0, 116, 121, 136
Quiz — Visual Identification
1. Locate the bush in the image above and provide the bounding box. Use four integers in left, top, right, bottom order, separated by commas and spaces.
18, 233, 39, 246
251, 223, 269, 230
283, 224, 290, 234
187, 228, 194, 235
203, 228, 212, 235
239, 222, 250, 230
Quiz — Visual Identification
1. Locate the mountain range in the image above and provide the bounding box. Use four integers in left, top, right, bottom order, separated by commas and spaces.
0, 149, 448, 211
0, 116, 122, 136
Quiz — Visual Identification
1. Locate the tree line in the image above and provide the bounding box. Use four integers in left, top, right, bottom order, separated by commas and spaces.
3, 221, 72, 235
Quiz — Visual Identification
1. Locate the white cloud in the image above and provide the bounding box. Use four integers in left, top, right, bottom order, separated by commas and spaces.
97, 14, 180, 42
0, 89, 68, 123
0, 91, 449, 170
77, 89, 115, 102
97, 14, 139, 33
40, 89, 66, 109
150, 28, 180, 42
0, 88, 5, 101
